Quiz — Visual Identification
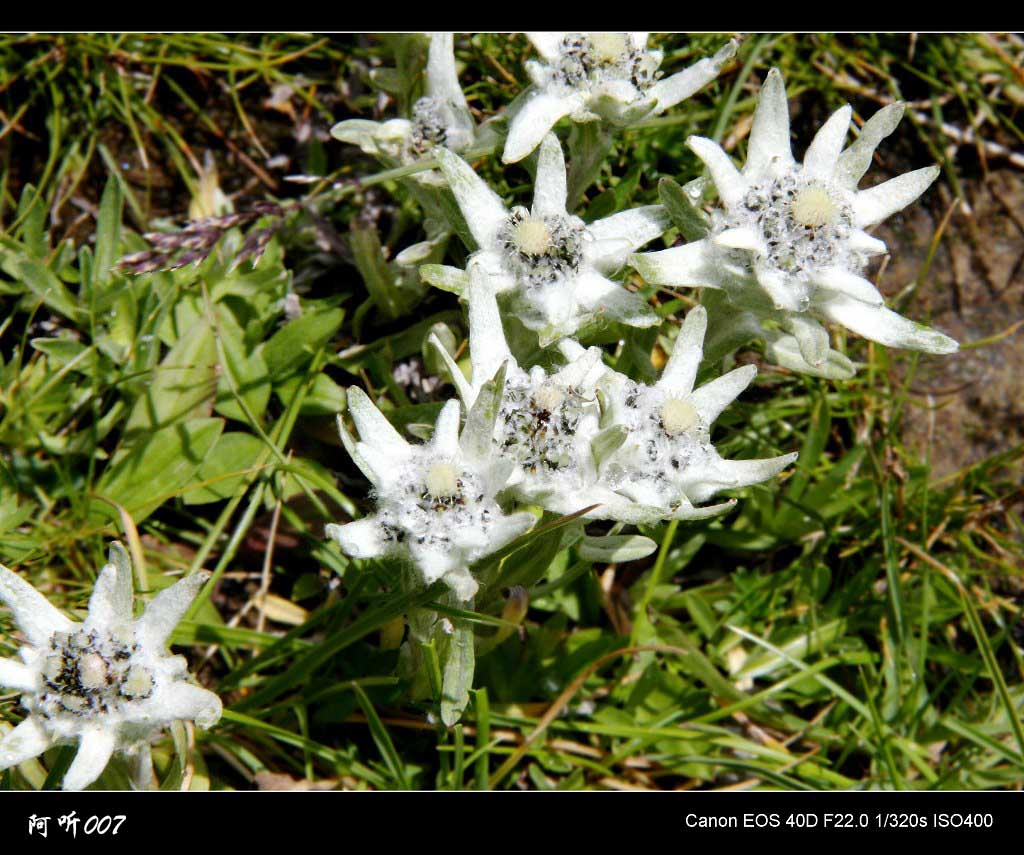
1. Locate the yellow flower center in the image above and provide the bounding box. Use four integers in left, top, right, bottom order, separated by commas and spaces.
589, 33, 631, 64
660, 398, 699, 436
122, 665, 154, 699
425, 463, 461, 498
533, 383, 565, 412
511, 217, 552, 256
78, 653, 108, 691
790, 185, 839, 228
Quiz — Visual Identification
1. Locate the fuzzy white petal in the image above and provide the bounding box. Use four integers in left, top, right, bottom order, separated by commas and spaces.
431, 400, 463, 457
852, 166, 940, 228
754, 261, 808, 312
428, 333, 474, 406
135, 572, 209, 650
0, 657, 37, 692
527, 32, 568, 62
689, 452, 799, 503
420, 263, 470, 296
649, 38, 736, 112
346, 386, 409, 458
713, 227, 767, 254
690, 364, 757, 425
688, 136, 747, 208
354, 443, 400, 490
586, 205, 670, 272
745, 68, 794, 180
818, 295, 959, 354
783, 313, 832, 368
412, 545, 458, 586
813, 267, 884, 305
330, 119, 384, 151
837, 102, 905, 189
0, 563, 73, 647
63, 727, 117, 791
326, 519, 387, 560
765, 332, 857, 380
670, 498, 739, 521
86, 544, 134, 632
435, 147, 509, 247
630, 239, 721, 288
552, 346, 604, 389
488, 512, 537, 553
531, 133, 568, 218
425, 33, 469, 114
502, 92, 577, 164
152, 681, 222, 730
659, 305, 707, 395
0, 716, 52, 773
802, 105, 851, 180
848, 229, 889, 256
336, 414, 380, 488
443, 567, 479, 602
575, 271, 658, 328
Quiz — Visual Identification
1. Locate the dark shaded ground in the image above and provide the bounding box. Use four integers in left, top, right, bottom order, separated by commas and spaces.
878, 168, 1024, 479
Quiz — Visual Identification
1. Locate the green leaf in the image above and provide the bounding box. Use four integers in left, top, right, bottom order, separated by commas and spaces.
590, 424, 628, 469
261, 307, 345, 380
182, 432, 266, 504
349, 222, 409, 321
13, 256, 82, 323
95, 417, 225, 522
213, 309, 271, 425
93, 177, 123, 292
275, 372, 347, 415
441, 614, 476, 727
659, 176, 712, 242
578, 534, 658, 563
124, 316, 219, 433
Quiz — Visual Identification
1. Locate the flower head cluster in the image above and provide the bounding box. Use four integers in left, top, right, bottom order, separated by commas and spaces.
331, 34, 482, 185
327, 388, 537, 602
585, 306, 797, 524
504, 33, 737, 163
426, 264, 796, 527
631, 69, 958, 375
328, 38, 959, 612
432, 133, 668, 345
428, 263, 616, 512
0, 544, 221, 790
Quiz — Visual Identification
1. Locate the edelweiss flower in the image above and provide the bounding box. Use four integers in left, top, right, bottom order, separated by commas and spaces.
432, 133, 668, 345
504, 33, 737, 163
575, 306, 798, 525
428, 262, 621, 512
0, 544, 221, 791
326, 389, 537, 601
631, 69, 958, 371
331, 33, 479, 184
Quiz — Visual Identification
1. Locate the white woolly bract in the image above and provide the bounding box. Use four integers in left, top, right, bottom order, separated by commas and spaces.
0, 544, 221, 791
630, 69, 958, 371
503, 34, 736, 163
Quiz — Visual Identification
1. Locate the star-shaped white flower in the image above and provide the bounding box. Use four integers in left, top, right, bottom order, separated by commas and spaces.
575, 306, 798, 525
428, 262, 621, 513
331, 33, 480, 185
432, 133, 669, 345
503, 33, 737, 163
631, 68, 958, 370
0, 543, 221, 791
326, 388, 537, 602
